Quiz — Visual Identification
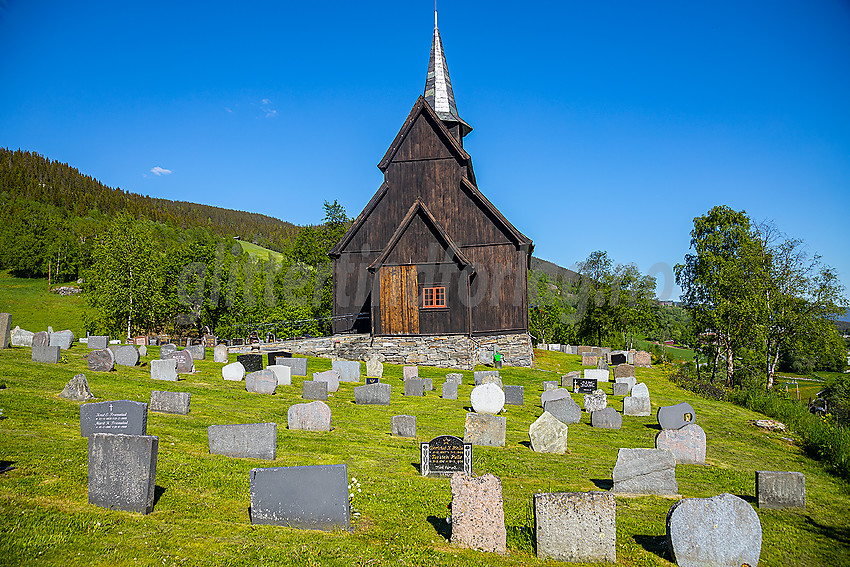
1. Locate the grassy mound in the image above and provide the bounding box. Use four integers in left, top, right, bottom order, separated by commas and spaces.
0, 346, 848, 565
0, 272, 85, 335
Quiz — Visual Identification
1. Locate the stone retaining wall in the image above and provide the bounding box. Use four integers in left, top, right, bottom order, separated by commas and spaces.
229, 332, 533, 371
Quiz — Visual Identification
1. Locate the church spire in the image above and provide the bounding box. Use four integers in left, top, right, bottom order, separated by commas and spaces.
424, 11, 472, 137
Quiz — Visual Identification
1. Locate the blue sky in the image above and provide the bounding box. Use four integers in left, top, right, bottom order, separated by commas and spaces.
1, 1, 848, 303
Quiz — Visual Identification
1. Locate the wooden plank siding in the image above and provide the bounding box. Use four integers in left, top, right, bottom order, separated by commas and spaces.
378, 265, 419, 335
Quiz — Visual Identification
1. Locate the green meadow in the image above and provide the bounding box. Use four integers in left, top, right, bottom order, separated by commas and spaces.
1, 341, 849, 566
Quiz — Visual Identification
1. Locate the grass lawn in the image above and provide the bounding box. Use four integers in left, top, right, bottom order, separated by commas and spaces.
237, 240, 285, 263
0, 272, 85, 336
1, 345, 849, 565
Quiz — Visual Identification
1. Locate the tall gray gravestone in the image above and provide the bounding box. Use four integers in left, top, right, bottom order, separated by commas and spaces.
0, 313, 10, 349
88, 433, 158, 514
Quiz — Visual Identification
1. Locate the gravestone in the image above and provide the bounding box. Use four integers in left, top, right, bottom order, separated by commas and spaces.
222, 361, 245, 381
11, 326, 34, 346
624, 396, 651, 416
246, 369, 278, 394
478, 348, 494, 366
583, 390, 607, 413
302, 380, 328, 401
160, 343, 178, 358
237, 353, 263, 373
584, 368, 609, 382
365, 377, 379, 385
612, 382, 629, 396
463, 413, 506, 447
529, 411, 568, 454
151, 358, 179, 381
548, 343, 561, 351
541, 388, 570, 406
403, 366, 418, 380
442, 381, 458, 400
88, 335, 109, 350
756, 471, 805, 509
138, 345, 147, 357
613, 364, 635, 379
59, 373, 95, 401
561, 371, 581, 388
332, 360, 361, 382
591, 407, 622, 429
404, 378, 425, 397
420, 435, 472, 477
32, 344, 61, 363
666, 493, 761, 567
354, 382, 391, 404
0, 313, 9, 349
615, 376, 637, 392
611, 448, 677, 495
202, 334, 217, 348
207, 422, 277, 459
445, 373, 463, 385
366, 356, 383, 378
49, 329, 75, 350
479, 375, 502, 389
275, 357, 307, 376
312, 370, 340, 393
186, 344, 205, 360
450, 472, 506, 554
391, 415, 416, 438
80, 400, 148, 437
656, 423, 706, 464
610, 352, 627, 365
581, 354, 597, 366
32, 331, 49, 348
164, 349, 194, 374
473, 370, 499, 385
267, 364, 292, 386
287, 400, 332, 431
88, 433, 158, 514
214, 344, 229, 363
534, 491, 616, 563
266, 350, 291, 367
422, 377, 434, 391
573, 378, 597, 394
544, 396, 582, 425
596, 358, 609, 372
634, 351, 652, 367
470, 383, 505, 414
249, 464, 349, 531
542, 380, 558, 391
658, 402, 696, 430
504, 385, 523, 406
115, 345, 140, 367
149, 391, 191, 415
591, 347, 603, 356
88, 348, 115, 372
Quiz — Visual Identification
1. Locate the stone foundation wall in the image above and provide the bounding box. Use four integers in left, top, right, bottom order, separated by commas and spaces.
231, 332, 533, 371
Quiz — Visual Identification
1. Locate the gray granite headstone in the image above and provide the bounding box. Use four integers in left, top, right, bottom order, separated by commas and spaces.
150, 358, 179, 381
666, 493, 761, 567
541, 388, 570, 406
615, 376, 637, 392
611, 448, 677, 495
186, 344, 205, 360
655, 423, 706, 464
504, 385, 523, 406
756, 471, 805, 509
80, 400, 148, 437
246, 369, 278, 394
160, 343, 178, 357
275, 357, 307, 376
391, 415, 416, 438
207, 422, 277, 459
287, 400, 332, 431
422, 377, 434, 391
163, 349, 194, 374
583, 390, 607, 413
312, 370, 340, 393
543, 396, 582, 425
88, 335, 109, 350
463, 413, 506, 447
354, 383, 391, 405
59, 373, 95, 401
473, 370, 499, 385
561, 371, 581, 388
249, 464, 349, 531
442, 381, 458, 400
657, 402, 696, 430
446, 373, 463, 385
267, 364, 292, 386
403, 366, 418, 380
49, 329, 75, 350
11, 325, 33, 346
0, 313, 9, 349
534, 491, 616, 563
624, 396, 651, 416
138, 345, 147, 357
613, 363, 636, 379
302, 380, 328, 401
612, 382, 629, 396
88, 433, 158, 514
404, 379, 425, 397
149, 391, 191, 415
365, 356, 383, 378
237, 353, 263, 373
115, 345, 140, 367
542, 380, 558, 391
591, 407, 622, 429
332, 360, 360, 382
32, 344, 61, 363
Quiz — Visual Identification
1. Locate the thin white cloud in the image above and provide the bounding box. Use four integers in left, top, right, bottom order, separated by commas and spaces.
260, 98, 278, 118
150, 166, 172, 176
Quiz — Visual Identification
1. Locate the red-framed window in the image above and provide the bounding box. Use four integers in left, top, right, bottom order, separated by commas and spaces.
422, 286, 446, 308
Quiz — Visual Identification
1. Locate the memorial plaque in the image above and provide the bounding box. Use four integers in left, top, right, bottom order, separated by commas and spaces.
80, 400, 148, 437
237, 353, 263, 373
420, 435, 472, 477
366, 377, 379, 385
573, 378, 598, 394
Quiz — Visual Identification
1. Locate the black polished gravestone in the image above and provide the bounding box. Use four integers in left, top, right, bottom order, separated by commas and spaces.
249, 464, 350, 531
80, 400, 148, 437
573, 378, 598, 394
266, 350, 291, 367
237, 354, 263, 373
611, 353, 627, 365
420, 435, 473, 477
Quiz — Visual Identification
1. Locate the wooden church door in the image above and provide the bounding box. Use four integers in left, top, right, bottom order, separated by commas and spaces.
379, 265, 420, 334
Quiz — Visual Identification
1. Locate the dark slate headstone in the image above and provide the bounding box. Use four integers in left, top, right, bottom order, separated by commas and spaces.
504, 385, 524, 406
353, 383, 391, 405
657, 402, 696, 430
208, 422, 277, 459
266, 350, 291, 367
365, 377, 380, 385
404, 378, 425, 397
275, 357, 308, 376
80, 400, 148, 437
237, 353, 263, 373
249, 464, 350, 531
573, 378, 597, 394
32, 331, 49, 348
32, 344, 61, 363
442, 380, 458, 400
302, 380, 328, 401
590, 407, 622, 429
114, 345, 140, 367
88, 335, 109, 350
391, 415, 416, 438
756, 471, 806, 509
88, 433, 158, 514
420, 435, 473, 477
149, 391, 191, 415
610, 353, 627, 365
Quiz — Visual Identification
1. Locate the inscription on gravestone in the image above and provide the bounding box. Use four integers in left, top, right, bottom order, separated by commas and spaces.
80, 400, 148, 437
574, 378, 598, 394
420, 435, 472, 477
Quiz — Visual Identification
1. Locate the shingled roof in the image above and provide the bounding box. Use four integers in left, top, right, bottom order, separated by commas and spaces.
424, 11, 472, 137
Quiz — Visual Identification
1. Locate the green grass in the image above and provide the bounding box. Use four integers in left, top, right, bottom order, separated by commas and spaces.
774, 377, 826, 401
633, 339, 696, 362
237, 240, 285, 263
0, 271, 85, 335
0, 345, 848, 565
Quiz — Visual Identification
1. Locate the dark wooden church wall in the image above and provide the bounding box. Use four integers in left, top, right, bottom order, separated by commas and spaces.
332, 251, 376, 334
465, 244, 528, 334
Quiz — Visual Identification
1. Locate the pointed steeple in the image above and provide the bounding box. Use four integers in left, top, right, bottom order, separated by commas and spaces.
424, 11, 472, 137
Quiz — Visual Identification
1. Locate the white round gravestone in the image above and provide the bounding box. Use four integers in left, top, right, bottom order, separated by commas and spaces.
222, 361, 246, 381
470, 383, 505, 415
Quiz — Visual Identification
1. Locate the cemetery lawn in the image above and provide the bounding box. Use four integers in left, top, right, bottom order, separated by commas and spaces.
0, 272, 85, 336
1, 347, 849, 566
